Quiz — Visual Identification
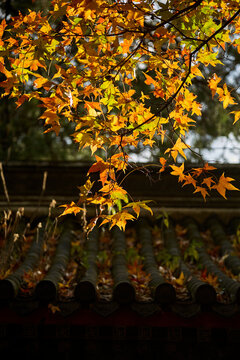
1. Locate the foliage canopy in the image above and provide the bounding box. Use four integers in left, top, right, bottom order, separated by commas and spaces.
0, 0, 240, 230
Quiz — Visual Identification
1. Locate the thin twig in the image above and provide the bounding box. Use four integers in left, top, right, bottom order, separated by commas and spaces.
0, 162, 10, 204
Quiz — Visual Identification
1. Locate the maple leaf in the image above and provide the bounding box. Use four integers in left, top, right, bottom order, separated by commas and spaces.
121, 38, 133, 53
110, 115, 126, 132
144, 73, 159, 88
174, 271, 185, 286
191, 163, 216, 177
159, 157, 166, 173
33, 76, 50, 89
143, 138, 155, 147
231, 110, 240, 125
110, 153, 129, 172
165, 138, 189, 162
30, 59, 45, 71
78, 179, 94, 199
48, 303, 61, 314
204, 273, 218, 287
217, 83, 237, 109
182, 174, 197, 188
191, 101, 202, 116
40, 110, 61, 135
212, 173, 239, 199
0, 19, 6, 44
181, 89, 197, 112
202, 163, 217, 171
101, 211, 135, 231
170, 163, 185, 182
87, 156, 109, 186
201, 268, 207, 280
0, 62, 15, 95
101, 183, 128, 204
208, 73, 221, 97
124, 200, 153, 218
16, 94, 29, 108
59, 201, 83, 216
194, 186, 209, 201
84, 101, 102, 116
202, 177, 215, 189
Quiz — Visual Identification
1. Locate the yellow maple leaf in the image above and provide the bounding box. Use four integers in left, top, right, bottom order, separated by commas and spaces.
40, 21, 52, 34
110, 115, 126, 132
124, 201, 153, 217
212, 173, 239, 199
59, 201, 83, 216
217, 83, 236, 109
191, 65, 204, 78
101, 211, 135, 231
48, 303, 61, 314
191, 101, 202, 116
231, 110, 240, 125
174, 271, 185, 286
169, 163, 185, 182
181, 89, 197, 112
165, 138, 189, 162
143, 138, 155, 147
208, 73, 221, 97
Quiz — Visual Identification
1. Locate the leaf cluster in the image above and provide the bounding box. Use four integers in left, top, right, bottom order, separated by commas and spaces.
0, 0, 240, 229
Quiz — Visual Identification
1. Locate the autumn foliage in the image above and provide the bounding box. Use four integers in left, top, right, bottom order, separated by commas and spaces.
0, 0, 240, 230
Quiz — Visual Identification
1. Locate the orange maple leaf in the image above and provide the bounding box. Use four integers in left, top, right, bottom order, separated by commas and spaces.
194, 186, 209, 201
192, 163, 216, 177
159, 157, 166, 173
144, 73, 159, 88
204, 273, 218, 287
182, 174, 197, 188
202, 177, 215, 189
33, 76, 50, 89
40, 110, 61, 135
121, 38, 133, 53
0, 19, 6, 40
0, 62, 15, 95
88, 156, 109, 186
202, 163, 217, 171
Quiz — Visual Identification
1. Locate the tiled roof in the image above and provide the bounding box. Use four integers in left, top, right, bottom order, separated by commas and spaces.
1, 213, 240, 316
1, 163, 240, 358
